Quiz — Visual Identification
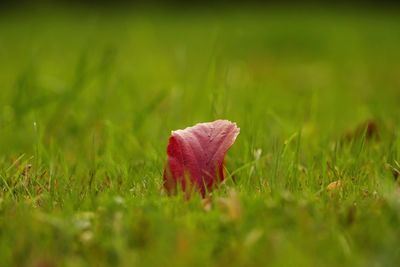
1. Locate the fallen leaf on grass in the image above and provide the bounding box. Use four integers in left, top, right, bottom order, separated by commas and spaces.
163, 120, 240, 198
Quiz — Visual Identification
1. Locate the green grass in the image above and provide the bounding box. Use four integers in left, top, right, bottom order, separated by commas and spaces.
1, 5, 400, 267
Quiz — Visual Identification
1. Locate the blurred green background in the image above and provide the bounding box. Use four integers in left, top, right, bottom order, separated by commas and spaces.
1, 4, 399, 155
0, 2, 400, 267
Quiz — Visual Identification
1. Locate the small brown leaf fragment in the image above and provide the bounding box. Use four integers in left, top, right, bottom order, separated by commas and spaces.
326, 180, 342, 191
364, 120, 379, 140
343, 119, 380, 142
22, 164, 32, 177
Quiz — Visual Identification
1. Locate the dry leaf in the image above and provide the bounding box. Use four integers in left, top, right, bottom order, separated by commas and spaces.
343, 119, 379, 142
326, 180, 342, 191
163, 120, 240, 198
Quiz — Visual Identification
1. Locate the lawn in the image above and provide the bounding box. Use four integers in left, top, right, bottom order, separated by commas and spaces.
0, 5, 400, 267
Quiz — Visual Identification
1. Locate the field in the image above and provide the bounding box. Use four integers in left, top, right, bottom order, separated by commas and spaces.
1, 5, 400, 267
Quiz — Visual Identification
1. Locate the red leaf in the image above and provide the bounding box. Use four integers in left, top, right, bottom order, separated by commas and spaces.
163, 120, 240, 197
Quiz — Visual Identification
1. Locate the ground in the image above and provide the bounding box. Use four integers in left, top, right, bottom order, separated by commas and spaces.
0, 5, 400, 267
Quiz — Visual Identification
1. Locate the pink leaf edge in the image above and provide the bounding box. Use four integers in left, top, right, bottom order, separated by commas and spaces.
163, 119, 240, 197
